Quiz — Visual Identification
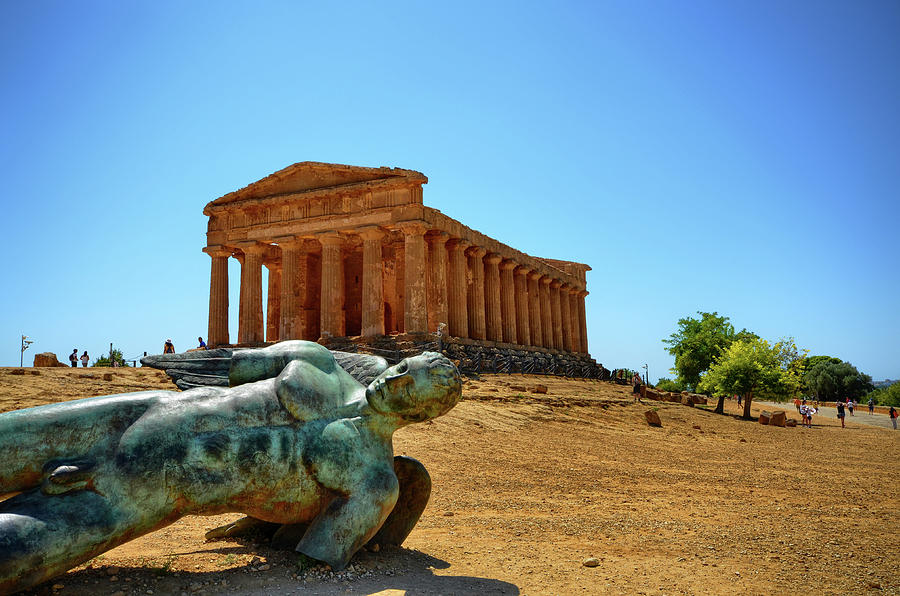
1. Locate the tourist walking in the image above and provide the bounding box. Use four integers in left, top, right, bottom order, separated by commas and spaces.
632, 372, 642, 401
794, 398, 801, 413
163, 339, 175, 354
80, 351, 89, 367
890, 407, 898, 430
69, 349, 78, 367
198, 337, 207, 350
836, 400, 846, 428
868, 397, 875, 415
848, 399, 854, 416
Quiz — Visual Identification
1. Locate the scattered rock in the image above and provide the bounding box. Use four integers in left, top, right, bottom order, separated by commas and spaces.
740, 438, 747, 443
644, 410, 662, 427
785, 419, 798, 428
582, 557, 600, 567
103, 373, 114, 381
769, 411, 787, 427
52, 584, 64, 591
9, 369, 24, 376
34, 352, 67, 367
257, 564, 271, 571
510, 385, 526, 392
30, 370, 40, 375
692, 425, 701, 430
758, 411, 772, 425
443, 511, 454, 516
531, 385, 548, 394
105, 566, 120, 576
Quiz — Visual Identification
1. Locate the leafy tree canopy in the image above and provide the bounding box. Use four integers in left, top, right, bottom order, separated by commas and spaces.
655, 377, 684, 392
92, 348, 130, 368
662, 311, 754, 391
867, 382, 900, 407
804, 360, 872, 402
699, 338, 783, 398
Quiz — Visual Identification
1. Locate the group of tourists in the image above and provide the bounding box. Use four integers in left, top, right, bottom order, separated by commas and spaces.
795, 400, 817, 428
68, 349, 89, 367
162, 337, 208, 354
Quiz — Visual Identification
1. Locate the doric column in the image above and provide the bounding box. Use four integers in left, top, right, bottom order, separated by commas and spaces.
466, 246, 487, 340
317, 232, 345, 338
277, 237, 302, 341
483, 253, 502, 342
426, 231, 450, 333
499, 259, 517, 344
203, 246, 231, 347
527, 271, 542, 347
236, 242, 266, 344
446, 239, 470, 338
358, 226, 385, 338
559, 283, 572, 352
578, 290, 589, 353
539, 275, 553, 348
265, 260, 282, 342
550, 280, 563, 350
568, 288, 581, 354
399, 221, 428, 334
514, 265, 530, 346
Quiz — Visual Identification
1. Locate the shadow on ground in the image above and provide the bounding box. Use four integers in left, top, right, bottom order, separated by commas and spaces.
23, 545, 519, 596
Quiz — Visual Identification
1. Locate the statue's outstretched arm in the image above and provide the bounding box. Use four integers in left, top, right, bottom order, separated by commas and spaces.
229, 341, 337, 387
296, 465, 399, 570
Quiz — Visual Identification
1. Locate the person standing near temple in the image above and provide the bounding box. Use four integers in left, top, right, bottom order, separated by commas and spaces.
198, 337, 207, 350
80, 351, 89, 367
163, 339, 175, 354
69, 349, 78, 367
836, 399, 846, 428
890, 406, 898, 430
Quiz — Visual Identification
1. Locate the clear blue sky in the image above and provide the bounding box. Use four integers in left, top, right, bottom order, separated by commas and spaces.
1, 1, 897, 382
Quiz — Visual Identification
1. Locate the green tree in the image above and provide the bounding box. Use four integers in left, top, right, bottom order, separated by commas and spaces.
655, 377, 683, 392
867, 382, 900, 407
662, 312, 752, 392
92, 348, 130, 368
804, 360, 872, 403
698, 337, 793, 419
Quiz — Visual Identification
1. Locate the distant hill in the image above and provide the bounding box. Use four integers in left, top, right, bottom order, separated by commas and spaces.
873, 379, 897, 389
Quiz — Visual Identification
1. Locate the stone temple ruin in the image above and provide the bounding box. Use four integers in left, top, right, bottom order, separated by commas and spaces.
202, 162, 602, 375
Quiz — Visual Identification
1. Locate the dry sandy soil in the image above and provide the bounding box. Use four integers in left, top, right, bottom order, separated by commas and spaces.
1, 366, 898, 595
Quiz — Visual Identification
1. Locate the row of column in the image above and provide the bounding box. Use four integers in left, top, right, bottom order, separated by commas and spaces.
205, 224, 589, 354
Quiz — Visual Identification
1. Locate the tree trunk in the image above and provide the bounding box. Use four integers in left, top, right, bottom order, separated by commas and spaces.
742, 390, 753, 419
715, 395, 725, 414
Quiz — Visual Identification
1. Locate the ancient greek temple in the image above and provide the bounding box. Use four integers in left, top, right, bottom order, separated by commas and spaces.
203, 162, 593, 360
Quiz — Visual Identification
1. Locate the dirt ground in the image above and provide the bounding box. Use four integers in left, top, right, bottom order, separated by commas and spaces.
1, 366, 897, 595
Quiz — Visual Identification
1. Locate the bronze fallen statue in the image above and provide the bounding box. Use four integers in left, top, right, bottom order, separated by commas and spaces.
0, 341, 461, 594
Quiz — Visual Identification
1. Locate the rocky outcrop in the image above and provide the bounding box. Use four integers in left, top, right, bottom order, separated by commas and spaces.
33, 352, 67, 367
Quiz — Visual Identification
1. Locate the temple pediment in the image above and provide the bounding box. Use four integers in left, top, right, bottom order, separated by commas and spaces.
207, 162, 427, 209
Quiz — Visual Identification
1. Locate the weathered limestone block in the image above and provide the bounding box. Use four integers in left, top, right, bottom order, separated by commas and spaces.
645, 410, 662, 427
645, 388, 660, 401
785, 419, 798, 428
33, 352, 67, 367
680, 395, 694, 407
759, 411, 772, 425
769, 411, 787, 427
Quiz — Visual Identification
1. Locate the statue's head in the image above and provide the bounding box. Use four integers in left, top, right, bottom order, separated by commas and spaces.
366, 352, 461, 423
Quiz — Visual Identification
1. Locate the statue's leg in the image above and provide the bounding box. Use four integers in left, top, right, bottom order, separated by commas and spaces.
367, 455, 431, 548
0, 489, 125, 594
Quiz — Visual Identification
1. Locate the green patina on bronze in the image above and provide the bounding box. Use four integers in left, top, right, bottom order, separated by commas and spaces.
0, 341, 461, 595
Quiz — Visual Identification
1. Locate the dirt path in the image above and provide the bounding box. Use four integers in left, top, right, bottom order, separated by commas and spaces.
757, 400, 898, 431
1, 368, 898, 595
